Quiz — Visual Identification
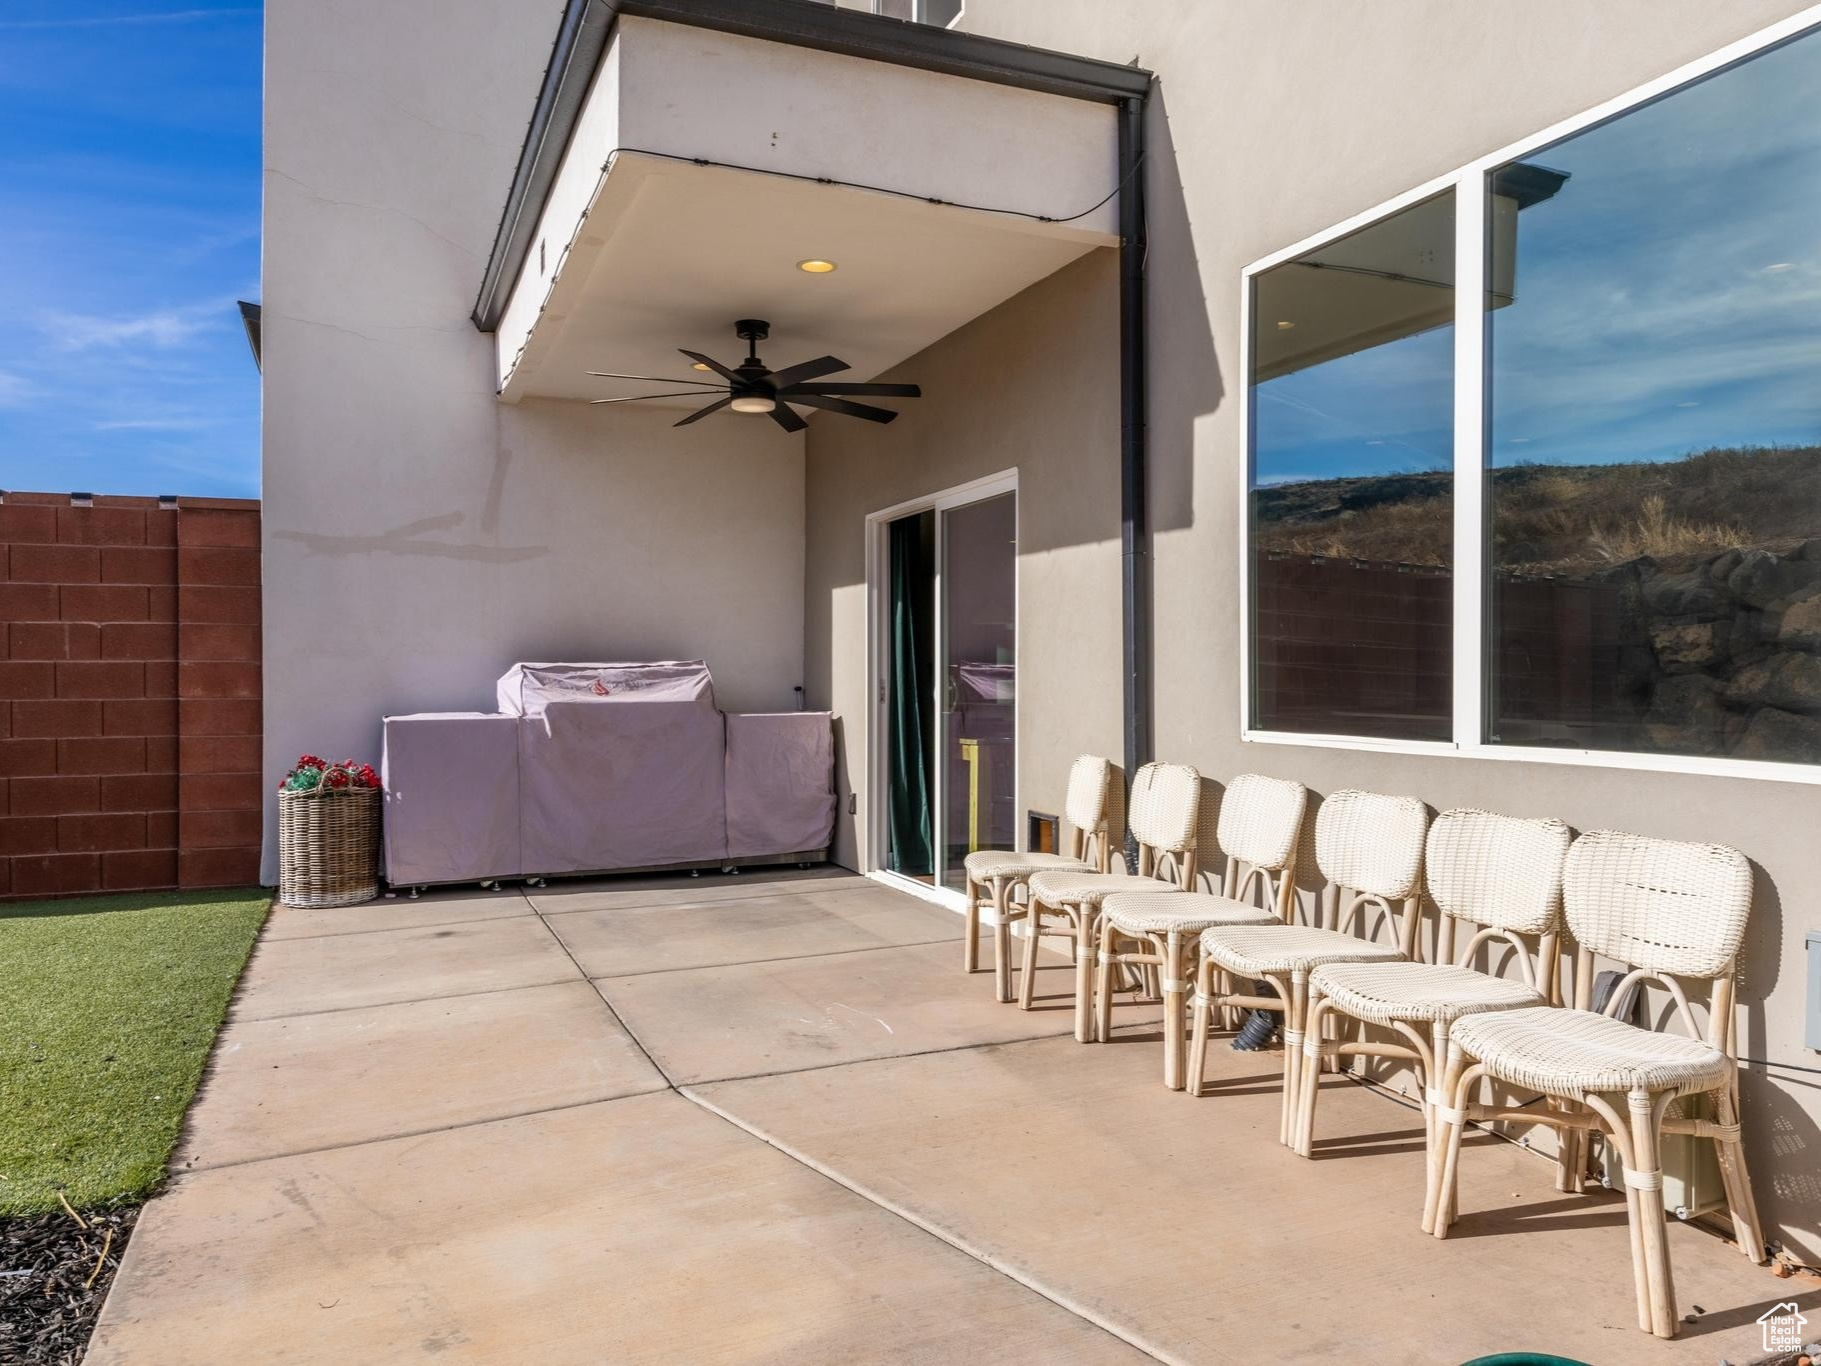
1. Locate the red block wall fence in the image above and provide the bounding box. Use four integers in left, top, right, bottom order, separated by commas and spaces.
0, 491, 262, 900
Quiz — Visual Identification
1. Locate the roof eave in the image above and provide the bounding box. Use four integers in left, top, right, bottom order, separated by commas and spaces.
470, 0, 1152, 332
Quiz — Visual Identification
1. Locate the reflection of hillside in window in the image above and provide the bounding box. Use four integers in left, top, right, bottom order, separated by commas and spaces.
1248, 192, 1455, 740
1486, 26, 1821, 763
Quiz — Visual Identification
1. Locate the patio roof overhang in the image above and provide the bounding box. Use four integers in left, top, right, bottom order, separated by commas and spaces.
474, 0, 1159, 814
480, 10, 1126, 404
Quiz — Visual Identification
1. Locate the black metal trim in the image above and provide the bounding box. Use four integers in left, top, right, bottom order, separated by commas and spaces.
237, 300, 262, 371
1118, 95, 1150, 868
470, 0, 1151, 331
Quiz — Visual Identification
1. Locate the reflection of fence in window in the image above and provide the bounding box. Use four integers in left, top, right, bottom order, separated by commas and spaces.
1252, 552, 1451, 742
1492, 573, 1625, 748
1496, 545, 1821, 763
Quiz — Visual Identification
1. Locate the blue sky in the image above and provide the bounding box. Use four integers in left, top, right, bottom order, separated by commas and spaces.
0, 2, 261, 499
1255, 23, 1821, 488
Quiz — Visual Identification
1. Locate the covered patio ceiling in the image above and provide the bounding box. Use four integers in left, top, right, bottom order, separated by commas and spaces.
488, 11, 1123, 408
501, 154, 1113, 408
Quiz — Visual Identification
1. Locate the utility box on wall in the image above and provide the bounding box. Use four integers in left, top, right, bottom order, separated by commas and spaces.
1807, 931, 1821, 1052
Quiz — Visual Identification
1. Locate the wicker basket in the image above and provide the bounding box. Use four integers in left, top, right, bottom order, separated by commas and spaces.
278, 786, 380, 908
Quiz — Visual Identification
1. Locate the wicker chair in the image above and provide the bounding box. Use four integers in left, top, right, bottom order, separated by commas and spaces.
1430, 830, 1766, 1339
1025, 762, 1201, 1044
962, 754, 1114, 1002
1096, 774, 1308, 1090
1189, 788, 1429, 1145
1290, 809, 1570, 1204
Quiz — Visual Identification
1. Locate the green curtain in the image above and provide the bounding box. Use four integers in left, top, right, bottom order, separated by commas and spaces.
887, 517, 933, 875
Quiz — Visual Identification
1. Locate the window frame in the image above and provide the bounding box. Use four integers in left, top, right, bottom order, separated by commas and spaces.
871, 0, 966, 28
1237, 4, 1821, 787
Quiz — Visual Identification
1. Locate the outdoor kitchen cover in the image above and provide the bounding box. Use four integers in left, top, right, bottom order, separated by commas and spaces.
381, 712, 522, 885
497, 661, 715, 716
724, 711, 836, 858
510, 662, 728, 875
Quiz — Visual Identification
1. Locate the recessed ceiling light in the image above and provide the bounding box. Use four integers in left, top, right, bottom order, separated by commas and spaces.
690, 361, 713, 371
1276, 320, 1295, 330
797, 259, 838, 274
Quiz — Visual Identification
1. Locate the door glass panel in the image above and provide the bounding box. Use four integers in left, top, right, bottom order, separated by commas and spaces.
885, 511, 935, 879
940, 492, 1016, 891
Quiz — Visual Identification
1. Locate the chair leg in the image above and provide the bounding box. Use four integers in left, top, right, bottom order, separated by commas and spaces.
1551, 1099, 1582, 1194
1094, 924, 1116, 1044
991, 879, 1015, 1004
1711, 1075, 1768, 1264
1072, 906, 1097, 1044
1187, 955, 1215, 1098
963, 876, 981, 974
1427, 1046, 1471, 1237
1018, 902, 1043, 1010
1280, 972, 1307, 1147
1626, 1090, 1679, 1339
1293, 994, 1332, 1156
1162, 932, 1187, 1091
1422, 1019, 1448, 1208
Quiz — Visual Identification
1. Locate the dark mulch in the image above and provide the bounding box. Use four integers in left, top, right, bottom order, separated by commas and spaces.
0, 1206, 137, 1366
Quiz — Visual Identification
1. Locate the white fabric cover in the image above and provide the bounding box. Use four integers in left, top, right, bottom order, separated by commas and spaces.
724, 712, 836, 858
381, 712, 521, 885
497, 661, 714, 717
518, 693, 726, 876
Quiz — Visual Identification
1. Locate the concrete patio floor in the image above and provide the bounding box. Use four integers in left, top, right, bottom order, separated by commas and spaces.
91, 869, 1812, 1364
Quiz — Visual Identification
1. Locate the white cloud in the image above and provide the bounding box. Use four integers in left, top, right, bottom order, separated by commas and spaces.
93, 415, 221, 432
40, 303, 222, 352
0, 372, 31, 408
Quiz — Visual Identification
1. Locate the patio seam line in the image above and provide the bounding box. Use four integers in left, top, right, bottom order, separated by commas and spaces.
646, 1011, 1170, 1089
528, 876, 870, 916
577, 932, 971, 980
587, 933, 1032, 984
263, 907, 536, 942
172, 1081, 676, 1177
678, 1084, 1184, 1366
227, 975, 587, 1023
531, 903, 680, 1088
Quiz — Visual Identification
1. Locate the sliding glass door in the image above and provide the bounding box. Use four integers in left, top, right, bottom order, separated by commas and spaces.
875, 479, 1016, 896
938, 492, 1016, 891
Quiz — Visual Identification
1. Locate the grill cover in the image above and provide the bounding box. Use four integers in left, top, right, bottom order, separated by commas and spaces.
381, 712, 522, 884
724, 712, 836, 858
497, 661, 714, 717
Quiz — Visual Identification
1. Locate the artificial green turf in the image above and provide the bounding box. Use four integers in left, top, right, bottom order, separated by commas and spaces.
0, 889, 269, 1216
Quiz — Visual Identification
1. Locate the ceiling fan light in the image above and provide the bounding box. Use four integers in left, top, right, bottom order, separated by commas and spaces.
731, 394, 777, 414
796, 259, 838, 274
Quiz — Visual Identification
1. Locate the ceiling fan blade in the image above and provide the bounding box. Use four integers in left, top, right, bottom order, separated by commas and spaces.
679, 349, 741, 382
673, 397, 733, 427
590, 389, 727, 405
766, 355, 849, 388
779, 381, 921, 398
783, 393, 899, 424
768, 404, 808, 434
587, 370, 724, 388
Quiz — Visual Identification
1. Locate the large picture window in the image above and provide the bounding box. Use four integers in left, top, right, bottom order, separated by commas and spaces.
1243, 15, 1821, 778
1249, 193, 1455, 741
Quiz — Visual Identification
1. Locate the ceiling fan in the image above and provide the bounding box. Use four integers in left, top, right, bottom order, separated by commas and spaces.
587, 319, 921, 432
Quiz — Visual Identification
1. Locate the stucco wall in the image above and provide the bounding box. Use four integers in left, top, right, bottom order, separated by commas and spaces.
906, 0, 1818, 1262
262, 1, 807, 881
805, 248, 1124, 883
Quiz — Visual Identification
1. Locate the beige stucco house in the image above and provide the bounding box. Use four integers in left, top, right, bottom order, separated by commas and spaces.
261, 0, 1821, 1265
